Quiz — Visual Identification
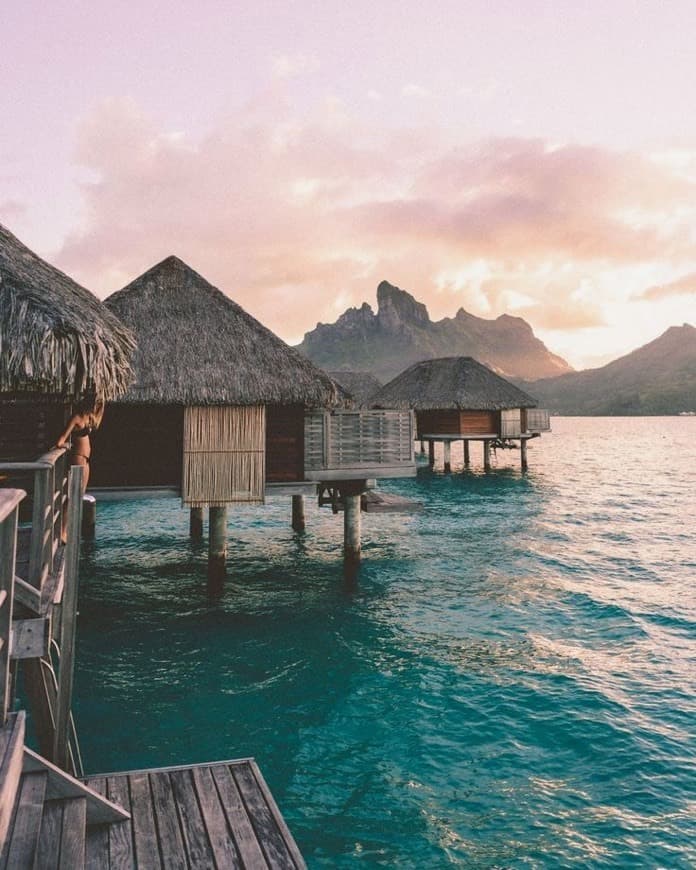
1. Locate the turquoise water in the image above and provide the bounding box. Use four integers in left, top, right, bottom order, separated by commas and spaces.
73, 418, 695, 868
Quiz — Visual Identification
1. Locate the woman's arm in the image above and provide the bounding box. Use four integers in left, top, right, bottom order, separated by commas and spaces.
55, 415, 79, 449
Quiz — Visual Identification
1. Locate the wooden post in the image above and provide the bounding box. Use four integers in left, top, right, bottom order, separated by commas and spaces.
521, 439, 528, 472
82, 495, 96, 540
291, 495, 305, 533
483, 441, 491, 471
344, 494, 361, 565
0, 489, 22, 724
53, 465, 83, 772
463, 440, 470, 468
428, 440, 435, 468
443, 441, 451, 474
189, 507, 204, 542
419, 439, 425, 454
208, 506, 227, 581
29, 465, 51, 591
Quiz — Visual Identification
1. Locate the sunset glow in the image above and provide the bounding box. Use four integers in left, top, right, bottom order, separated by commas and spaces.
3, 1, 696, 368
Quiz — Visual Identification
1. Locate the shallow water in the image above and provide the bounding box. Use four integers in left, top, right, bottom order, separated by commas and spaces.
72, 418, 696, 867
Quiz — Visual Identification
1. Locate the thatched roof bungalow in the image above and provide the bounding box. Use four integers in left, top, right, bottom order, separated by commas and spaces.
372, 356, 546, 439
94, 257, 414, 507
327, 371, 382, 408
0, 223, 134, 458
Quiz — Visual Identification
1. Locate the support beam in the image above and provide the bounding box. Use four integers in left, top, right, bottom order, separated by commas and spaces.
483, 441, 491, 472
419, 439, 425, 454
291, 495, 305, 533
82, 495, 96, 540
208, 506, 227, 582
443, 441, 452, 474
521, 439, 528, 472
343, 494, 361, 565
463, 440, 470, 468
428, 440, 435, 468
189, 507, 203, 542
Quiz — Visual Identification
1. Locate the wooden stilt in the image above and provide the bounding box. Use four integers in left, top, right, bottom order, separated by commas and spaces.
428, 440, 435, 468
189, 507, 204, 542
521, 439, 528, 472
291, 495, 305, 532
463, 440, 471, 468
208, 506, 227, 581
81, 495, 96, 540
483, 441, 491, 471
343, 494, 361, 565
443, 441, 451, 473
419, 439, 425, 454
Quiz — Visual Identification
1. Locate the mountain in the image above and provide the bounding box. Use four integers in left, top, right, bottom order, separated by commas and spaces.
525, 324, 696, 415
297, 281, 572, 381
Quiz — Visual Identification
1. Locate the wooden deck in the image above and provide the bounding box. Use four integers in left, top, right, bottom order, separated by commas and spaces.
84, 760, 306, 869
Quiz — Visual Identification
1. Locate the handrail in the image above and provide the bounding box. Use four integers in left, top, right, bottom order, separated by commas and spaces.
0, 489, 25, 723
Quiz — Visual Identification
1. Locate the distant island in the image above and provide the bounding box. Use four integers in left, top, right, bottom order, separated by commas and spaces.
297, 282, 696, 415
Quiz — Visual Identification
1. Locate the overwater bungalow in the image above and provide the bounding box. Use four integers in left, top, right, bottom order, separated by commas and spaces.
371, 356, 551, 471
0, 222, 134, 458
93, 256, 415, 572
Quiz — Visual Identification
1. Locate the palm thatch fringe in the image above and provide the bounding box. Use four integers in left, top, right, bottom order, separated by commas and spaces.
371, 357, 538, 411
0, 223, 135, 400
182, 406, 265, 506
327, 371, 383, 407
107, 256, 344, 408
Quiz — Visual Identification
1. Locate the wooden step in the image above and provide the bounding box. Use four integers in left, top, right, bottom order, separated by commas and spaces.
35, 797, 87, 869
1, 770, 47, 869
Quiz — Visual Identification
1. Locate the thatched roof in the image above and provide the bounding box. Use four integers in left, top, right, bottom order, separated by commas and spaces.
327, 371, 382, 407
371, 357, 538, 410
106, 256, 344, 407
0, 223, 135, 400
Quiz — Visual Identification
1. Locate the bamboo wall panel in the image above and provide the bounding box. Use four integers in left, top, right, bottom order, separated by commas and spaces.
182, 406, 265, 506
304, 410, 414, 471
526, 408, 551, 432
500, 408, 522, 438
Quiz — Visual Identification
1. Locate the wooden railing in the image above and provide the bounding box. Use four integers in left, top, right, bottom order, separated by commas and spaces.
526, 409, 551, 433
304, 410, 415, 479
0, 489, 24, 724
0, 448, 67, 595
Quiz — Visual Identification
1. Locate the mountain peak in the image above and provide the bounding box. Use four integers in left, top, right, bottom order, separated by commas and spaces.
376, 280, 430, 329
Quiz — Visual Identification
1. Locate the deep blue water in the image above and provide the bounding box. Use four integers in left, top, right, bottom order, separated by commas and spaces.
72, 418, 695, 867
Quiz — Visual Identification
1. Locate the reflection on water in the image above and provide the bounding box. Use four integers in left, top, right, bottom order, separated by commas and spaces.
73, 418, 696, 867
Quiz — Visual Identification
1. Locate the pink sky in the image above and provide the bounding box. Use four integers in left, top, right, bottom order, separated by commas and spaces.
3, 1, 696, 369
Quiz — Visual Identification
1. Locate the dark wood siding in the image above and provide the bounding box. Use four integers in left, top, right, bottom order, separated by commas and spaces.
265, 405, 304, 482
0, 399, 68, 461
459, 411, 499, 435
90, 405, 184, 488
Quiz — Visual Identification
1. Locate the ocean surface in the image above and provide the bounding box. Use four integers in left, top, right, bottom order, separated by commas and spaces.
72, 418, 695, 868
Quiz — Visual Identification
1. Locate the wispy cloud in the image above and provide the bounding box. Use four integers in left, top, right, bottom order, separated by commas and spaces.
639, 271, 696, 300
55, 97, 696, 346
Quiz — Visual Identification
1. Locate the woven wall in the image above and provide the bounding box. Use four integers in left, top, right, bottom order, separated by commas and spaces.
182, 405, 265, 507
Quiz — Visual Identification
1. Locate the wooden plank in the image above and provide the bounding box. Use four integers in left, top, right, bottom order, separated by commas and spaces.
0, 713, 25, 847
212, 764, 267, 869
35, 799, 62, 870
59, 797, 86, 869
169, 768, 214, 867
10, 617, 49, 659
53, 465, 83, 771
84, 777, 109, 870
127, 773, 162, 869
0, 499, 19, 724
232, 762, 297, 869
248, 761, 306, 870
128, 773, 162, 870
12, 576, 41, 615
106, 774, 134, 870
29, 465, 51, 590
148, 772, 186, 870
191, 766, 242, 869
4, 770, 48, 869
24, 748, 129, 824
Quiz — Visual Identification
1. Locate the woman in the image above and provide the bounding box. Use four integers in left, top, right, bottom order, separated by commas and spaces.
55, 398, 105, 540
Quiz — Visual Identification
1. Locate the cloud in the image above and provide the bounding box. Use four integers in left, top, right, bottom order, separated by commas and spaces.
401, 84, 430, 99
0, 199, 26, 223
271, 53, 320, 79
55, 98, 696, 343
639, 271, 696, 300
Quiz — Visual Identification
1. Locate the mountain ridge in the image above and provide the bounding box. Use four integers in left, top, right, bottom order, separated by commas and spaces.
297, 280, 572, 381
